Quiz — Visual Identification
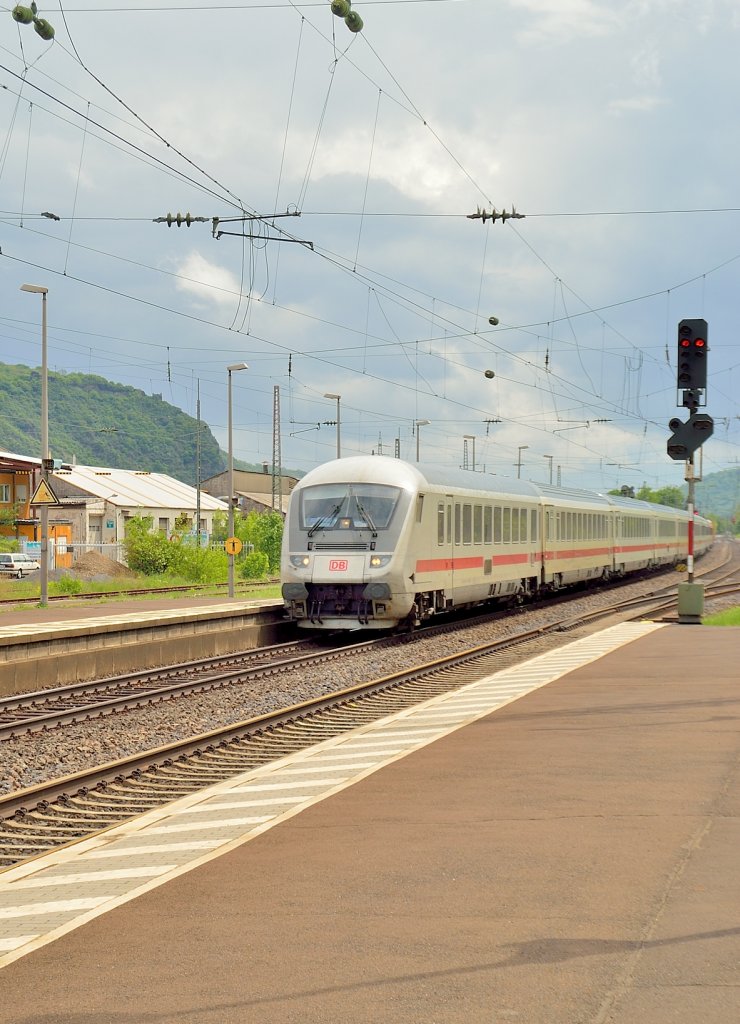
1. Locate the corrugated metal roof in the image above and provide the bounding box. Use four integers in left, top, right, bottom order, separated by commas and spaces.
0, 449, 73, 470
52, 465, 228, 511
236, 490, 290, 515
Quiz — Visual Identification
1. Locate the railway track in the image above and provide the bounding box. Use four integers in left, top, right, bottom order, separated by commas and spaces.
2, 550, 735, 741
1, 548, 737, 870
0, 578, 279, 607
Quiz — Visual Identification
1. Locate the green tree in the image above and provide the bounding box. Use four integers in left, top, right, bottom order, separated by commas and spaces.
636, 484, 685, 508
123, 516, 171, 575
240, 510, 283, 573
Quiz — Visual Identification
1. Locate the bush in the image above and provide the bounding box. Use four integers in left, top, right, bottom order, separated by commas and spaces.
123, 514, 228, 583
168, 540, 227, 584
239, 550, 269, 581
55, 575, 83, 595
124, 518, 171, 575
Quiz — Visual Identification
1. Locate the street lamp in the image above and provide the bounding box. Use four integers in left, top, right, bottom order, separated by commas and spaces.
516, 445, 529, 479
415, 419, 430, 462
227, 362, 248, 598
324, 393, 341, 458
20, 284, 50, 606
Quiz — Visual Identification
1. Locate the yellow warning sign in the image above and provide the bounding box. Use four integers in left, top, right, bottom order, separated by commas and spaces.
225, 537, 243, 556
30, 479, 60, 505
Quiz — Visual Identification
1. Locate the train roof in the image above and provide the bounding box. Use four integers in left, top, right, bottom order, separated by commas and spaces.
294, 456, 610, 505
293, 456, 706, 522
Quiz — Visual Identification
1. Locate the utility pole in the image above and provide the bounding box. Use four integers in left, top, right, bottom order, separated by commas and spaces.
196, 379, 201, 546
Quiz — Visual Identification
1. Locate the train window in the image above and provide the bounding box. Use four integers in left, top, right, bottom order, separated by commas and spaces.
503, 507, 511, 543
473, 505, 483, 544
531, 509, 538, 542
520, 508, 527, 543
494, 506, 502, 543
437, 503, 445, 545
484, 506, 492, 544
454, 504, 461, 546
511, 508, 519, 543
447, 504, 452, 544
462, 504, 472, 545
416, 495, 424, 523
300, 482, 402, 531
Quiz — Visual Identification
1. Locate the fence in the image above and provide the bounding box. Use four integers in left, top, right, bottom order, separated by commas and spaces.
21, 540, 127, 570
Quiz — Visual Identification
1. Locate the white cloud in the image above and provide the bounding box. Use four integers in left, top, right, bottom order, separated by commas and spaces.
608, 95, 667, 113
171, 252, 242, 309
510, 0, 621, 43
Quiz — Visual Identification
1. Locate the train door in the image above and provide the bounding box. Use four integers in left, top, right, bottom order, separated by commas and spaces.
444, 496, 455, 605
429, 497, 455, 611
542, 504, 554, 586
614, 513, 623, 574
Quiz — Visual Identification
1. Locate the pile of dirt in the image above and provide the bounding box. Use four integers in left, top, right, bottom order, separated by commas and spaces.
71, 551, 137, 580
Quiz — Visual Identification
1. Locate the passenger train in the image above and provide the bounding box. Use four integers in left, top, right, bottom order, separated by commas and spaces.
280, 456, 713, 631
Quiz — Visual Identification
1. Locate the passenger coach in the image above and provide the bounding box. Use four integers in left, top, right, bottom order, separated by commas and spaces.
280, 456, 713, 630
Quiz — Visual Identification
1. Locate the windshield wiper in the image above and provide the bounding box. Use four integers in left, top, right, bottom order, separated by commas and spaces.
354, 499, 377, 532
308, 501, 343, 537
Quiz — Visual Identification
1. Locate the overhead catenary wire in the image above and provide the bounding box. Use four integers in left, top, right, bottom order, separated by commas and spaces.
3, 3, 737, 481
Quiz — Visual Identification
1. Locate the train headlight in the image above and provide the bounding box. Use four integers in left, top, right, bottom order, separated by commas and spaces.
368, 555, 391, 568
290, 555, 311, 568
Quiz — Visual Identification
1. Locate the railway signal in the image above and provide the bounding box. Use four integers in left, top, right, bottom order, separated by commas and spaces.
677, 318, 708, 392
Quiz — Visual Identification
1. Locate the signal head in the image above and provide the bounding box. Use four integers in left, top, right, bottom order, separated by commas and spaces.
676, 318, 708, 392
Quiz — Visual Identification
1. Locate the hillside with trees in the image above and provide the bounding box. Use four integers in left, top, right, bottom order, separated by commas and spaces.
611, 468, 740, 531
0, 363, 300, 485
694, 465, 740, 529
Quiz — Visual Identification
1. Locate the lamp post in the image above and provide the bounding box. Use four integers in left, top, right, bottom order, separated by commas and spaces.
20, 284, 50, 606
324, 393, 341, 458
415, 419, 430, 462
543, 454, 553, 485
227, 362, 248, 598
516, 445, 529, 479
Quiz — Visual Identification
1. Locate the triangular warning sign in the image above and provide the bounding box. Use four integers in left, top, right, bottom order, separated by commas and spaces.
30, 479, 60, 505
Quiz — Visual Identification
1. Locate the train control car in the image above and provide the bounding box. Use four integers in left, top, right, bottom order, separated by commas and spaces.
280, 456, 713, 631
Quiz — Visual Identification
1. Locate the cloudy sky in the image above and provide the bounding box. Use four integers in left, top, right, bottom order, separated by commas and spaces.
2, 0, 739, 493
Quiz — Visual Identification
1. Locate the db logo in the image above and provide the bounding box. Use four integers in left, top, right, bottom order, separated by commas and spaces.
329, 559, 348, 572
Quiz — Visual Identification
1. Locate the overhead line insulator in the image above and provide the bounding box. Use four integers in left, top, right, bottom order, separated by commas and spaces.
467, 205, 525, 224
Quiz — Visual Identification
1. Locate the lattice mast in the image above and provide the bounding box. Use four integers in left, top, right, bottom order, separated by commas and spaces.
272, 385, 282, 511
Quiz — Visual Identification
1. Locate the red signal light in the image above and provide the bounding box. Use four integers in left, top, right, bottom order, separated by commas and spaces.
680, 339, 691, 348
694, 338, 706, 348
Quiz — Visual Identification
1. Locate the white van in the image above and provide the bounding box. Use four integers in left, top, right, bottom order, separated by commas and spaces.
0, 553, 41, 578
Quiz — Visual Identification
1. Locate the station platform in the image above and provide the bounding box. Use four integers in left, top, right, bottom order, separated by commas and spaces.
0, 596, 286, 694
0, 621, 738, 1023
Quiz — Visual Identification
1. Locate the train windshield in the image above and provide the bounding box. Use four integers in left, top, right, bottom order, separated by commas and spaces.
300, 483, 401, 533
